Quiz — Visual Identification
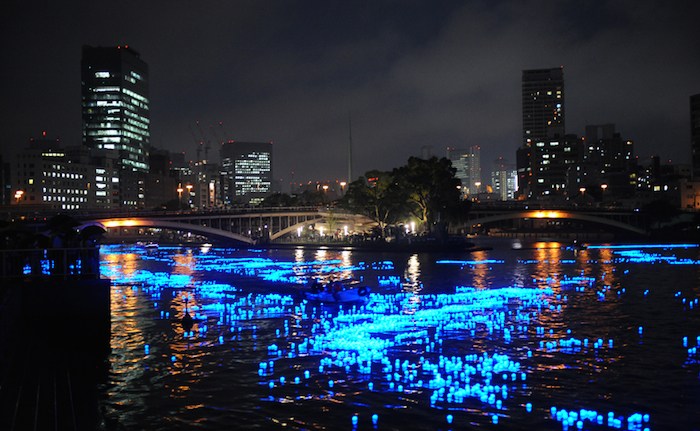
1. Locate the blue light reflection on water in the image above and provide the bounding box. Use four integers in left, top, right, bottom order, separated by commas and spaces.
99, 243, 700, 430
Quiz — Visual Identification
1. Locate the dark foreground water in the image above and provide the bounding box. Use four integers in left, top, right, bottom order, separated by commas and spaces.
98, 240, 700, 430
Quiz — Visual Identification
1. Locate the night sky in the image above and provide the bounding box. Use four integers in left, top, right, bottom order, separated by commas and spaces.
2, 1, 699, 188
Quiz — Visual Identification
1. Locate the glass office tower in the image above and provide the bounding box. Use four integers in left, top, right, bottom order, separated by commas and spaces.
81, 45, 150, 173
220, 141, 273, 205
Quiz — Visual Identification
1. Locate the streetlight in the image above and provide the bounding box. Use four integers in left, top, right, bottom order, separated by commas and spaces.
14, 190, 24, 204
177, 184, 184, 210
579, 187, 586, 194
340, 181, 347, 194
600, 184, 608, 201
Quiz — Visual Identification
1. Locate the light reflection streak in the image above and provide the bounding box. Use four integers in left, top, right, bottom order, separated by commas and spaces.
403, 254, 421, 292
172, 249, 196, 276
470, 250, 490, 289
98, 243, 692, 430
598, 248, 616, 287
533, 242, 563, 288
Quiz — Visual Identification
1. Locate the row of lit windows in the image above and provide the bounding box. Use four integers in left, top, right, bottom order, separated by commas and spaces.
88, 129, 120, 137
122, 159, 148, 170
43, 187, 88, 195
86, 122, 121, 129
94, 86, 120, 93
123, 123, 148, 136
126, 117, 148, 130
43, 195, 87, 203
88, 95, 120, 102
40, 152, 64, 158
124, 109, 149, 124
43, 171, 84, 180
238, 186, 271, 193
96, 101, 121, 107
122, 88, 148, 103
95, 176, 119, 183
124, 97, 148, 110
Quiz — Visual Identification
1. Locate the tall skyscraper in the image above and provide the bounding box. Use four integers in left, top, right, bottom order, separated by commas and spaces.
220, 141, 273, 205
81, 45, 150, 173
518, 67, 565, 198
522, 67, 565, 146
691, 94, 700, 179
448, 146, 481, 197
491, 157, 517, 201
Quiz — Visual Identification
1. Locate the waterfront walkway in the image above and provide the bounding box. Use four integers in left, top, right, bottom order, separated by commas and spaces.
0, 246, 110, 430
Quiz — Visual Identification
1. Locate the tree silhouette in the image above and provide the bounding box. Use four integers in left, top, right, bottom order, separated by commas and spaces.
393, 157, 462, 235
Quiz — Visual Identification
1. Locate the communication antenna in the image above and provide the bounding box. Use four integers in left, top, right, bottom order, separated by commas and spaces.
188, 124, 203, 162
348, 112, 353, 183
210, 123, 224, 147
218, 121, 231, 142
195, 120, 210, 162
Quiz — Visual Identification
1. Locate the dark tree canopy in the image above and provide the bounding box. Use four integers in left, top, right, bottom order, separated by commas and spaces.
340, 157, 466, 236
259, 190, 328, 207
340, 171, 406, 236
393, 156, 462, 233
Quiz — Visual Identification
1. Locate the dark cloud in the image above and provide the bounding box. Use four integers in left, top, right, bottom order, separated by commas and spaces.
2, 1, 699, 187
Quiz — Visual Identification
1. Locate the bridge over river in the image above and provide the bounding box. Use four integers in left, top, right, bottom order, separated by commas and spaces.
79, 204, 650, 244
91, 207, 376, 245
463, 205, 649, 236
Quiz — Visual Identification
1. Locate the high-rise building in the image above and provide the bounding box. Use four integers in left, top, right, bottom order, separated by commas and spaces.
577, 124, 636, 197
220, 141, 273, 205
691, 94, 700, 179
491, 157, 517, 201
518, 67, 565, 198
448, 146, 481, 198
530, 135, 582, 199
522, 67, 565, 145
81, 45, 150, 173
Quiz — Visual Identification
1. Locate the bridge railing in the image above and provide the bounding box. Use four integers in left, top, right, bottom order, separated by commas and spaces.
0, 247, 101, 280
0, 205, 329, 223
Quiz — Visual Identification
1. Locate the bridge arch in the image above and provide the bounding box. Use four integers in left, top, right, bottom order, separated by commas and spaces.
467, 210, 647, 236
98, 218, 256, 244
270, 218, 319, 241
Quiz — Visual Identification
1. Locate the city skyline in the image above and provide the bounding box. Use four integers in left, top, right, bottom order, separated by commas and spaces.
2, 1, 699, 184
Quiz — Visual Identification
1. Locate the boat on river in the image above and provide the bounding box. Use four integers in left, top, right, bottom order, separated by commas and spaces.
304, 279, 371, 304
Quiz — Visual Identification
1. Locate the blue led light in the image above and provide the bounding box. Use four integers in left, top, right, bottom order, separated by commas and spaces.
100, 243, 680, 429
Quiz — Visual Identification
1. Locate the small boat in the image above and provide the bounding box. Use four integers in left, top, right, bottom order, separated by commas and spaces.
137, 241, 159, 249
304, 279, 371, 304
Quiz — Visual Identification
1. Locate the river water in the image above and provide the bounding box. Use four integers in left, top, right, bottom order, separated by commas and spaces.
98, 240, 700, 430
